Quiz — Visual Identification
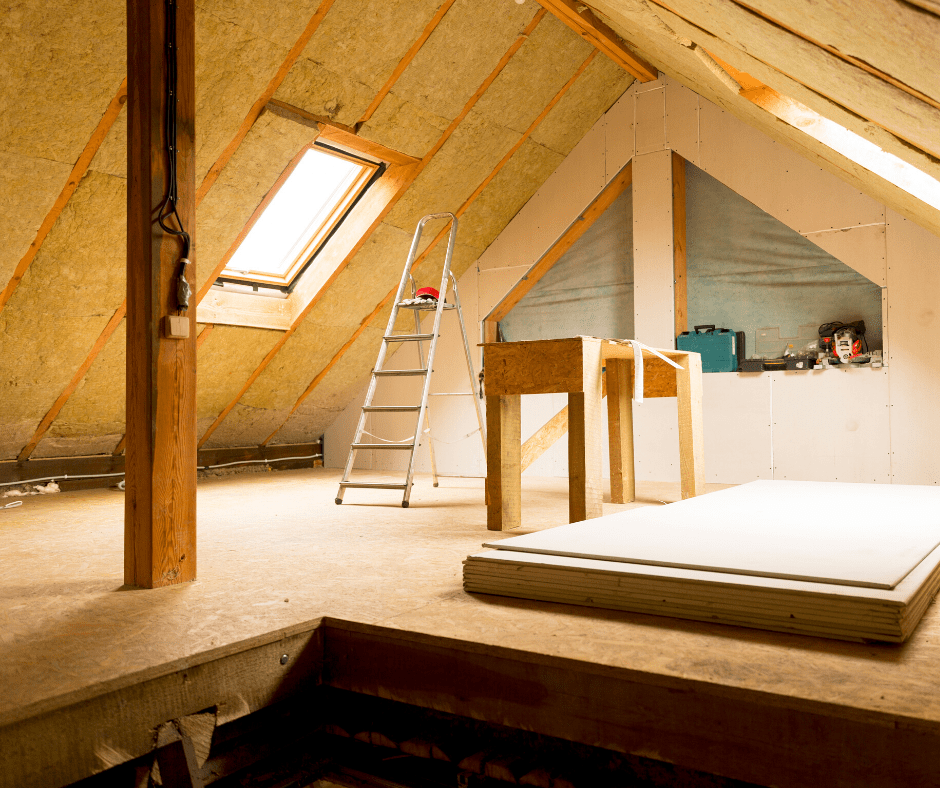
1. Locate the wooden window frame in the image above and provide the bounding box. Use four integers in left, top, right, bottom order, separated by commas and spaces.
219, 143, 380, 289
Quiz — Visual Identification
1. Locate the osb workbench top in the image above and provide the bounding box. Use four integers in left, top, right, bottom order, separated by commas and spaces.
2, 468, 939, 733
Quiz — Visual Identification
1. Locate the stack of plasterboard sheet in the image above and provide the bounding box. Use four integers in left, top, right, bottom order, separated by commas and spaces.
464, 481, 940, 642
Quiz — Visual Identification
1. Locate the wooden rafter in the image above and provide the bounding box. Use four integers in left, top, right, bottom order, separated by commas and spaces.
355, 0, 460, 129
196, 9, 549, 449
17, 303, 127, 462
0, 79, 127, 317
536, 0, 657, 82
258, 28, 593, 448
195, 0, 337, 205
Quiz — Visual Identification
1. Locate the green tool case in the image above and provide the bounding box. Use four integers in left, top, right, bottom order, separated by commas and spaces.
676, 325, 744, 373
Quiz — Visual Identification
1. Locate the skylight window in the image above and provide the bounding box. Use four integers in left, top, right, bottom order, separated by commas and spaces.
221, 145, 379, 289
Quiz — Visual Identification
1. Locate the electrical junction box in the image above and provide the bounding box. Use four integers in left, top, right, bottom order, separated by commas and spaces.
164, 315, 190, 339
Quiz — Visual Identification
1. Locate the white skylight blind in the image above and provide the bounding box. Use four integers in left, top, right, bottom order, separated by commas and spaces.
222, 145, 378, 287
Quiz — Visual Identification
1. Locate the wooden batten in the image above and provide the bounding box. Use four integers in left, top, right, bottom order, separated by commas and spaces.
672, 151, 687, 339
536, 0, 657, 82
126, 0, 197, 588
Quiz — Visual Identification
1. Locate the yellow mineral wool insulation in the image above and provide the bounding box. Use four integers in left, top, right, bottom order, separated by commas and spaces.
456, 138, 564, 250
296, 0, 444, 93
193, 110, 321, 292
530, 54, 634, 156
391, 0, 539, 122
0, 152, 71, 285
471, 14, 594, 135
200, 401, 292, 449
88, 106, 127, 179
274, 59, 375, 128
195, 0, 323, 50
0, 0, 124, 163
743, 0, 940, 108
358, 93, 450, 160
0, 173, 127, 448
385, 110, 521, 233
641, 0, 940, 161
236, 324, 359, 412
637, 2, 940, 183
195, 8, 290, 182
295, 223, 416, 330
197, 325, 286, 418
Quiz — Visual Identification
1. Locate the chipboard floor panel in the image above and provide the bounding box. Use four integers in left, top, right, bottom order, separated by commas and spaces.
465, 481, 940, 642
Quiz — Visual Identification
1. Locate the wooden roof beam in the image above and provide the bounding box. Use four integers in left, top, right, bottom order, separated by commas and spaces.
536, 0, 657, 82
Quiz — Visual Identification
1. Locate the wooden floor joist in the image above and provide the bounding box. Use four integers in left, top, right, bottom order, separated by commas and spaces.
259, 43, 595, 447
0, 79, 127, 317
201, 9, 548, 449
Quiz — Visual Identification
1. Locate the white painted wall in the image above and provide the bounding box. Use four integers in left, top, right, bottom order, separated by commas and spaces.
327, 76, 940, 487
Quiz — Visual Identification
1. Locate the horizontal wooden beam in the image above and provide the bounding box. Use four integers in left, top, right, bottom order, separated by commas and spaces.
536, 0, 657, 82
267, 99, 420, 166
0, 442, 323, 491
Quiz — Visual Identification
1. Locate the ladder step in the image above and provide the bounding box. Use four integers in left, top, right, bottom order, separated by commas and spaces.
374, 369, 428, 376
352, 443, 415, 450
339, 482, 408, 489
362, 405, 421, 412
384, 333, 434, 342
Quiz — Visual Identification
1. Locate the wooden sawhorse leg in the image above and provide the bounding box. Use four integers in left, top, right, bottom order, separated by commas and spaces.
606, 358, 635, 503
486, 394, 521, 531
676, 352, 705, 499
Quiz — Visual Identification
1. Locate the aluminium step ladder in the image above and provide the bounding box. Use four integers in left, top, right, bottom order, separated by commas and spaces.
335, 212, 486, 508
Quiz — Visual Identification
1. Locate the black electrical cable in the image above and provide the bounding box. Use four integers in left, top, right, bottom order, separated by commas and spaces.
156, 0, 191, 267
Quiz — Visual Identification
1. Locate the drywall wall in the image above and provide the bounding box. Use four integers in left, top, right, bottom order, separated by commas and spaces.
328, 74, 940, 487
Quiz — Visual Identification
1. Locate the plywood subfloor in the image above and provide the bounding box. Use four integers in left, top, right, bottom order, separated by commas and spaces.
4, 468, 940, 735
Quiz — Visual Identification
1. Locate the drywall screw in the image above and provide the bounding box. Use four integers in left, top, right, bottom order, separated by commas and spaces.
280, 654, 289, 665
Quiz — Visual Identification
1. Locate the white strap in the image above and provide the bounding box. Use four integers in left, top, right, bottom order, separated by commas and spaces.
625, 340, 683, 405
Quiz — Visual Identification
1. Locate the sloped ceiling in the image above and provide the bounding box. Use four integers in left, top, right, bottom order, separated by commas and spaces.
1, 0, 939, 462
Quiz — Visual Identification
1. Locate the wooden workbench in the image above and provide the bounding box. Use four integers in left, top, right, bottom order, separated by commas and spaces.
483, 337, 704, 531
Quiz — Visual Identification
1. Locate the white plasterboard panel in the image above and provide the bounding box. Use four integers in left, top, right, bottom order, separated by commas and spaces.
604, 91, 634, 183
471, 538, 940, 604
635, 87, 666, 156
802, 224, 887, 287
324, 381, 369, 468
770, 368, 891, 484
886, 210, 940, 485
478, 265, 530, 317
701, 373, 773, 483
475, 114, 606, 272
698, 99, 884, 235
632, 396, 680, 483
633, 150, 675, 347
483, 480, 940, 589
664, 77, 700, 167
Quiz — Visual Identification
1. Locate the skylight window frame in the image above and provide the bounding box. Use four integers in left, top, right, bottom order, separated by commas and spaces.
218, 142, 381, 290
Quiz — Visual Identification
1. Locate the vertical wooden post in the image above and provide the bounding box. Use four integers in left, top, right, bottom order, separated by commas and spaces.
485, 395, 521, 531
568, 338, 603, 522
676, 352, 705, 500
672, 151, 687, 341
126, 0, 197, 588
606, 358, 635, 504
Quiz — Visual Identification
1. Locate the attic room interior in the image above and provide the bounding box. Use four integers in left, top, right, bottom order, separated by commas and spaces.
3, 0, 940, 785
